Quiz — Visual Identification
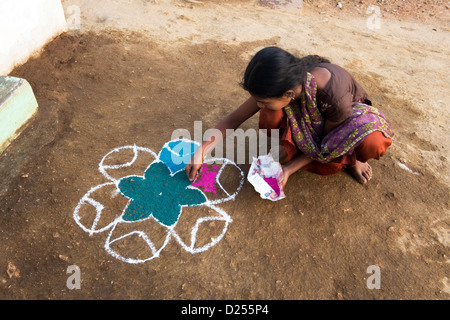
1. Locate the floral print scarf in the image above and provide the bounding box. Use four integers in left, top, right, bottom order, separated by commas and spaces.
283, 72, 394, 163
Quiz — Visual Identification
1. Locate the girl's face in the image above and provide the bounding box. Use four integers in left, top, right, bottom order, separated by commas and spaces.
253, 95, 292, 111
252, 87, 301, 111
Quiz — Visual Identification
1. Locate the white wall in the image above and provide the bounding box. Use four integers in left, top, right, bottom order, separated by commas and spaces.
0, 0, 68, 75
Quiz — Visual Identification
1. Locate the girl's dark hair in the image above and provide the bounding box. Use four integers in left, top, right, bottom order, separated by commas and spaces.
241, 47, 330, 98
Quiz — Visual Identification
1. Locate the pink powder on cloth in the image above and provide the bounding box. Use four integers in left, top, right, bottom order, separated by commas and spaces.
263, 176, 280, 196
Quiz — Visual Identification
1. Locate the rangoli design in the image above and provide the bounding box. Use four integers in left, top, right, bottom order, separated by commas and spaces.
73, 139, 244, 264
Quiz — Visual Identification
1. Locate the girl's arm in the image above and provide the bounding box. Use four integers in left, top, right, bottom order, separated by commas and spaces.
185, 96, 260, 181
280, 153, 314, 187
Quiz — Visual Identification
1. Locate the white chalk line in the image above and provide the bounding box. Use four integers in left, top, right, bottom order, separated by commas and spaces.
73, 139, 244, 264
203, 157, 245, 205
160, 138, 200, 167
99, 145, 157, 182
169, 203, 233, 254
395, 160, 420, 176
73, 182, 125, 236
104, 220, 172, 264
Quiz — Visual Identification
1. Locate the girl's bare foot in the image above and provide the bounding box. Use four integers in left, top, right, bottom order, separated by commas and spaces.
348, 161, 373, 184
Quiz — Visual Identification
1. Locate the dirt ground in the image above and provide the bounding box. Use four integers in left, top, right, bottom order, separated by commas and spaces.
0, 0, 449, 300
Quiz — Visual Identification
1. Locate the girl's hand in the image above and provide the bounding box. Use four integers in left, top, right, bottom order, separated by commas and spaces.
185, 149, 204, 181
281, 165, 291, 188
279, 153, 313, 188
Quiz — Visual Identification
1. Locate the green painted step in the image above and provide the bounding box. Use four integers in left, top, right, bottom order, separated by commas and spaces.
0, 76, 38, 154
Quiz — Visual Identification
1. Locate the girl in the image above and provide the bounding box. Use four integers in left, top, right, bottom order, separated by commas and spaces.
185, 47, 393, 186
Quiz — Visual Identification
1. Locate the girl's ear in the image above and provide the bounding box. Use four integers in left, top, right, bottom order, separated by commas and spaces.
284, 85, 303, 100
283, 90, 296, 100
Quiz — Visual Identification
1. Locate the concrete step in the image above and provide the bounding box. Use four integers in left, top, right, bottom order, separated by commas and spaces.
0, 76, 38, 154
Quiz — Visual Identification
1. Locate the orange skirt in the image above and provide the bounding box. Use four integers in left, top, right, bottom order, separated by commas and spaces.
259, 108, 392, 176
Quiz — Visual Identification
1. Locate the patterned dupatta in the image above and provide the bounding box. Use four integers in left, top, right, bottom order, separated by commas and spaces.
283, 72, 394, 163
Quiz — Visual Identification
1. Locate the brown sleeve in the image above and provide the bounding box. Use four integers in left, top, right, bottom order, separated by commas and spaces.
321, 92, 354, 122
353, 80, 372, 106
316, 63, 370, 122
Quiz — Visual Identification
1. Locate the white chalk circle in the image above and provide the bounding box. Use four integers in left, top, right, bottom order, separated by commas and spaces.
73, 139, 244, 264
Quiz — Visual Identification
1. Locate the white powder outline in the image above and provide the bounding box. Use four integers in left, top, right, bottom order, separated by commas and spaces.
73, 139, 244, 264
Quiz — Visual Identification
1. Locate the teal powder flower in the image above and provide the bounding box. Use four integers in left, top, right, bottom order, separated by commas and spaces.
118, 161, 206, 227
73, 139, 245, 264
